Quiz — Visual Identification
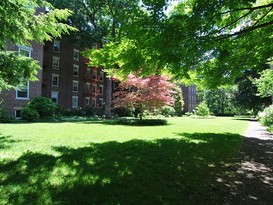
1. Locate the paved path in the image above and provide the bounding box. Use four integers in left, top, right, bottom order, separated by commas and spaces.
227, 120, 273, 205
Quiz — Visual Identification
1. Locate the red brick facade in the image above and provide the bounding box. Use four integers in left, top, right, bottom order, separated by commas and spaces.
0, 39, 107, 118
0, 42, 44, 117
42, 38, 106, 110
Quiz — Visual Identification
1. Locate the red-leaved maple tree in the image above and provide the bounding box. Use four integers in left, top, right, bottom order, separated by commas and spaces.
113, 74, 176, 120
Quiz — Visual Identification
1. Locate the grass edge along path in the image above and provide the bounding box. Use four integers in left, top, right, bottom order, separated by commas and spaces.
0, 117, 249, 204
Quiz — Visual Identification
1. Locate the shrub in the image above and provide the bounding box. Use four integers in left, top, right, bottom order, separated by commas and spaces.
0, 109, 14, 123
114, 107, 133, 117
258, 105, 273, 127
115, 118, 168, 126
22, 107, 40, 122
161, 106, 176, 117
25, 96, 57, 118
196, 102, 210, 117
85, 106, 95, 116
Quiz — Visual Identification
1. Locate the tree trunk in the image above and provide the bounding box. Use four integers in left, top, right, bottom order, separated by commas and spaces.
104, 77, 112, 118
139, 104, 143, 121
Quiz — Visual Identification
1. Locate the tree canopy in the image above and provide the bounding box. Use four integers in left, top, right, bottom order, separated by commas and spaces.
253, 68, 273, 99
0, 0, 75, 90
85, 0, 273, 87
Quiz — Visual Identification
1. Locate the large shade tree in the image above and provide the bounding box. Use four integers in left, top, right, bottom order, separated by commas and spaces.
235, 69, 271, 115
113, 74, 175, 120
0, 0, 75, 91
87, 0, 273, 87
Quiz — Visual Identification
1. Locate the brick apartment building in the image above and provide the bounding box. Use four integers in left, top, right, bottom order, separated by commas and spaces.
0, 39, 108, 118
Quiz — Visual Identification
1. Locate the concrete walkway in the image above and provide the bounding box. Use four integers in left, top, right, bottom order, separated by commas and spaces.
227, 120, 273, 205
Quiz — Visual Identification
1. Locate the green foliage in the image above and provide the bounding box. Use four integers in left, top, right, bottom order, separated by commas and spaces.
235, 69, 271, 116
85, 106, 96, 116
196, 102, 210, 117
161, 106, 176, 117
82, 0, 273, 88
0, 0, 75, 90
258, 105, 273, 128
25, 96, 57, 118
0, 109, 14, 123
253, 69, 273, 98
115, 118, 168, 126
172, 86, 184, 116
198, 87, 238, 116
0, 117, 250, 205
113, 107, 133, 117
22, 107, 40, 122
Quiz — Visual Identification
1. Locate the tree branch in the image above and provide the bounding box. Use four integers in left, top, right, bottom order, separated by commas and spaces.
217, 20, 273, 40
221, 3, 273, 14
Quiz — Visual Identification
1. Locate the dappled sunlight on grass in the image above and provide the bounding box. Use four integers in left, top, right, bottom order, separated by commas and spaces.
0, 117, 249, 204
0, 134, 243, 204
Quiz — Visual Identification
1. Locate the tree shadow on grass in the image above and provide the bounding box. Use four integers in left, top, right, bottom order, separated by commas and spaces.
0, 132, 244, 205
0, 134, 25, 150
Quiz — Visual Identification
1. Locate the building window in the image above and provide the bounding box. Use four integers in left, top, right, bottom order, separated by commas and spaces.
73, 49, 79, 61
92, 98, 97, 107
53, 40, 60, 52
92, 84, 97, 94
16, 82, 29, 99
86, 97, 90, 106
73, 64, 79, 77
51, 91, 59, 104
15, 109, 22, 119
98, 98, 104, 107
99, 71, 104, 81
93, 70, 97, 80
18, 45, 32, 57
72, 96, 78, 109
99, 85, 104, 95
73, 80, 79, 92
16, 45, 31, 100
86, 82, 90, 91
52, 74, 59, 87
52, 56, 60, 69
87, 68, 91, 75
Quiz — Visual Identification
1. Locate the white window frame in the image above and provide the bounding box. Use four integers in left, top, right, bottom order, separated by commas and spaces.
86, 97, 90, 106
53, 40, 60, 52
52, 56, 60, 70
93, 70, 97, 80
73, 49, 79, 61
86, 82, 91, 91
92, 84, 97, 94
99, 71, 104, 81
16, 81, 29, 100
87, 68, 91, 75
51, 91, 59, 104
72, 96, 78, 109
73, 80, 79, 92
14, 108, 23, 119
99, 85, 104, 95
16, 45, 32, 100
52, 74, 59, 87
99, 98, 104, 107
18, 45, 32, 57
73, 64, 79, 77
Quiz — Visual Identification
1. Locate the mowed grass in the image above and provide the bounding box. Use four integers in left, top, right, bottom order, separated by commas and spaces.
0, 117, 248, 204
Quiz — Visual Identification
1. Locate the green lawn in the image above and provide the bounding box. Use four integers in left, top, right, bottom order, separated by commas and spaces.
0, 117, 248, 204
